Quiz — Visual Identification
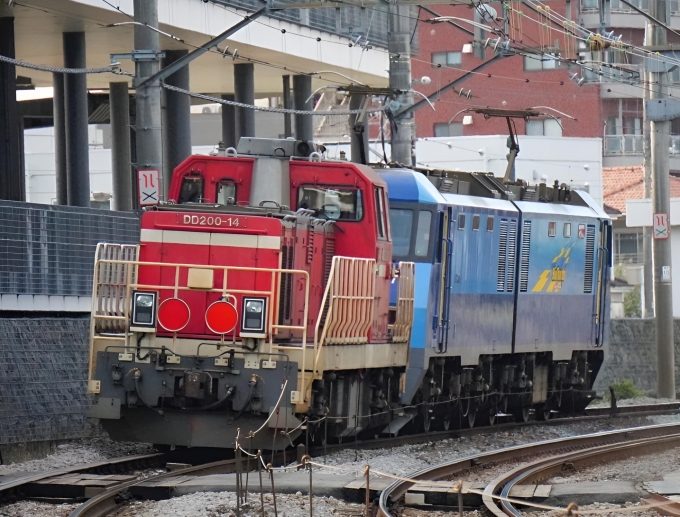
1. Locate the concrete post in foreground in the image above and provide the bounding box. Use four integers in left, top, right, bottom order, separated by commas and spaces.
110, 82, 133, 211
349, 94, 369, 164
283, 75, 292, 138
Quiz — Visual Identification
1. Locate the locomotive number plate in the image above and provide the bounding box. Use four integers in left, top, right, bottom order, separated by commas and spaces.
182, 215, 243, 228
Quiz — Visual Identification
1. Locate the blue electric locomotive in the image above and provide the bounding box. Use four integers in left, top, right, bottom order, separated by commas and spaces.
379, 167, 610, 430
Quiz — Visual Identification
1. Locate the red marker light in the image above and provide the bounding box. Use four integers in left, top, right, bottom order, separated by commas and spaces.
157, 298, 191, 332
206, 300, 238, 334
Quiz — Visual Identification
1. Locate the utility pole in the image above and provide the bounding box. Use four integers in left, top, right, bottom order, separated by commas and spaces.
133, 0, 163, 198
642, 58, 654, 318
389, 4, 414, 165
647, 0, 676, 398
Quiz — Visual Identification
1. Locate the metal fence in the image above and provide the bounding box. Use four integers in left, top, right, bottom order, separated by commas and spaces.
0, 201, 140, 298
212, 0, 419, 52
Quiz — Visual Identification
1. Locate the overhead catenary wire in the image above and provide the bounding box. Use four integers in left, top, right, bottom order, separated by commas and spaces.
162, 84, 388, 115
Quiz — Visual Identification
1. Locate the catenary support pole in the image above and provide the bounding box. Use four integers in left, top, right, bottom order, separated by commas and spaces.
63, 32, 90, 207
0, 7, 23, 201
53, 73, 67, 205
350, 94, 368, 164
648, 0, 676, 398
234, 63, 255, 141
282, 75, 292, 138
389, 4, 414, 165
293, 75, 313, 141
162, 49, 192, 195
133, 0, 163, 198
110, 82, 133, 211
221, 94, 236, 148
643, 32, 655, 318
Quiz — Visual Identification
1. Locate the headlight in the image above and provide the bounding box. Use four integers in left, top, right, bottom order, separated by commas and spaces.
241, 297, 267, 335
131, 291, 157, 329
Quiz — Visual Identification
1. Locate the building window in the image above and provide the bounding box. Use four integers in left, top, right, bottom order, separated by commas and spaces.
615, 231, 643, 263
432, 51, 462, 68
526, 119, 562, 137
524, 54, 559, 71
434, 122, 463, 138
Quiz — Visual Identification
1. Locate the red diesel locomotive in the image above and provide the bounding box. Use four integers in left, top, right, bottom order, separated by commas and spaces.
88, 138, 414, 449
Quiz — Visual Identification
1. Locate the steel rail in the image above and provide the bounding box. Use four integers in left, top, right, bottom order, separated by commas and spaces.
312, 401, 680, 456
376, 422, 680, 517
0, 453, 164, 500
484, 432, 680, 517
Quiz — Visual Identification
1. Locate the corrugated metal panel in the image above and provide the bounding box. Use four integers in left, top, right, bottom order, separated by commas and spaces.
0, 201, 139, 298
584, 225, 596, 293
519, 220, 532, 292
507, 219, 517, 292
497, 219, 508, 292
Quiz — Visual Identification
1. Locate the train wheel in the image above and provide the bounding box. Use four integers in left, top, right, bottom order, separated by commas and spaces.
513, 407, 530, 423
421, 404, 433, 433
467, 409, 477, 428
443, 419, 451, 431
537, 408, 551, 421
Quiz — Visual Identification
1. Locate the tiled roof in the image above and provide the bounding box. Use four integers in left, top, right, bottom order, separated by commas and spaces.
602, 166, 680, 214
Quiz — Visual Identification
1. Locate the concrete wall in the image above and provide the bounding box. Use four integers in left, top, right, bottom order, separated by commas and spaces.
595, 318, 680, 394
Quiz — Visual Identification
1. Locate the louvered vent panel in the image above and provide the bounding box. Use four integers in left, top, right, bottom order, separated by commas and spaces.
519, 220, 532, 292
497, 219, 508, 292
584, 225, 596, 293
507, 219, 517, 292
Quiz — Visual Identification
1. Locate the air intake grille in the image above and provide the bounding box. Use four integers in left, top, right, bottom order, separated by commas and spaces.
519, 220, 532, 292
584, 225, 596, 293
497, 219, 508, 292
507, 220, 517, 292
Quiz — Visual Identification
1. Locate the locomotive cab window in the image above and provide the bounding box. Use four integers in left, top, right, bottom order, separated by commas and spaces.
458, 213, 466, 230
487, 216, 494, 232
374, 187, 387, 239
415, 210, 432, 257
564, 222, 572, 238
548, 221, 557, 237
179, 175, 205, 204
390, 209, 413, 257
472, 214, 480, 231
298, 185, 363, 221
217, 181, 237, 205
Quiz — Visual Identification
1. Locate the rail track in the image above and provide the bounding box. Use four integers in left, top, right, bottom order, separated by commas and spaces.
0, 402, 678, 517
378, 421, 680, 517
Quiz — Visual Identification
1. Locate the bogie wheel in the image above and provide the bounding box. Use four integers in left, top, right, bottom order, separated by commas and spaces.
467, 409, 477, 428
443, 419, 451, 431
513, 406, 530, 423
537, 407, 551, 421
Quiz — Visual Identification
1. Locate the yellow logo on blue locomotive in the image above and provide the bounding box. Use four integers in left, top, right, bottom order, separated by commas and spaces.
532, 242, 575, 293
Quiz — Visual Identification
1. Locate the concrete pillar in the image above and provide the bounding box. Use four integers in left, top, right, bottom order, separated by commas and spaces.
53, 73, 67, 205
161, 49, 192, 195
63, 32, 90, 207
349, 95, 369, 164
0, 11, 23, 201
293, 75, 313, 142
110, 82, 133, 211
282, 75, 292, 138
234, 63, 255, 141
221, 94, 236, 148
